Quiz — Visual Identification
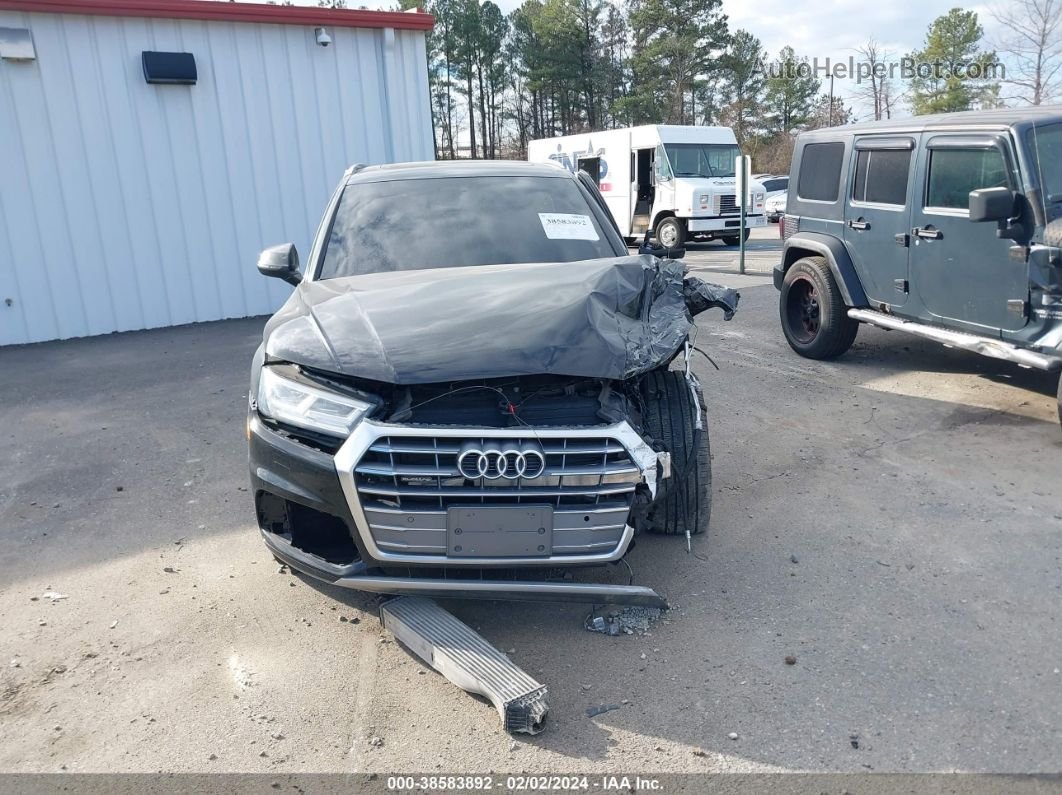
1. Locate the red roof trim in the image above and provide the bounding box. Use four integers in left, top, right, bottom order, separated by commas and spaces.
0, 0, 434, 31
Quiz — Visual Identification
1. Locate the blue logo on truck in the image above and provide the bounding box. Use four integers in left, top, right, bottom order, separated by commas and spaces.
548, 140, 609, 181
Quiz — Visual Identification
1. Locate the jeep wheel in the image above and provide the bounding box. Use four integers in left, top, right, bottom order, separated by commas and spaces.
721, 229, 751, 246
1056, 372, 1061, 430
780, 256, 858, 359
642, 369, 711, 536
655, 216, 685, 249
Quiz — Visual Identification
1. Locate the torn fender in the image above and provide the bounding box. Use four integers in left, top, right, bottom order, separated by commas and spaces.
264, 255, 740, 385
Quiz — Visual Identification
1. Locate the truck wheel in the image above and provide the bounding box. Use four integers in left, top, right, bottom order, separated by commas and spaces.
641, 369, 711, 536
654, 216, 685, 249
780, 256, 858, 359
721, 229, 751, 246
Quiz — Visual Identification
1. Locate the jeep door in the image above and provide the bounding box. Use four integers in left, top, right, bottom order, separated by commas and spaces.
909, 135, 1029, 333
844, 137, 917, 308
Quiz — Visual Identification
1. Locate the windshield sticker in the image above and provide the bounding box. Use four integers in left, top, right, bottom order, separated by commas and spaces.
538, 213, 599, 241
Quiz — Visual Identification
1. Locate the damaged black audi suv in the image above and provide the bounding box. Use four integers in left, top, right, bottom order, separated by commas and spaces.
248, 161, 738, 607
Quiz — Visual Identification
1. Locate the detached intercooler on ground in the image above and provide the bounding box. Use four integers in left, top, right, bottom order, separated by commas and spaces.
381, 597, 549, 734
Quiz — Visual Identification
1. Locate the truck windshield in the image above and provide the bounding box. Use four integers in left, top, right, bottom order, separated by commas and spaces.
663, 143, 742, 178
1025, 122, 1062, 223
318, 175, 621, 278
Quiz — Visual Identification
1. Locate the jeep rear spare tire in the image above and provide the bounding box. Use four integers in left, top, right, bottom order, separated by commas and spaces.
780, 256, 859, 359
642, 369, 711, 536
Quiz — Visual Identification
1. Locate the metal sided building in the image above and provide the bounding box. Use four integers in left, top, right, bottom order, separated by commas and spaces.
0, 0, 435, 345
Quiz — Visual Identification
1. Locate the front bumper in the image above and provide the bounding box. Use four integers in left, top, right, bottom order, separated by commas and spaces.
249, 415, 667, 606
687, 214, 767, 233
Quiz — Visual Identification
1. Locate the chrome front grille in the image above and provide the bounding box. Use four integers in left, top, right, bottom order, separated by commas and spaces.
714, 194, 738, 215
352, 435, 642, 557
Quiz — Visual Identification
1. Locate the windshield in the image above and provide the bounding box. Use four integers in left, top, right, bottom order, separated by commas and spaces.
1025, 122, 1062, 223
662, 143, 742, 178
318, 175, 620, 279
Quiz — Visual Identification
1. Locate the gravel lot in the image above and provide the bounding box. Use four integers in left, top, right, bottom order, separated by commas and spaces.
2, 226, 1060, 774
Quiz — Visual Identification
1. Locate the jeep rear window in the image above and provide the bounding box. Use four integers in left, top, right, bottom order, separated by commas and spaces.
318, 176, 620, 278
797, 142, 844, 202
852, 149, 911, 206
925, 149, 1008, 210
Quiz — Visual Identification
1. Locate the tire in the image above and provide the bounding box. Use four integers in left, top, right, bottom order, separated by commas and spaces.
779, 256, 859, 359
1056, 372, 1061, 430
654, 216, 685, 249
641, 369, 711, 536
721, 229, 751, 246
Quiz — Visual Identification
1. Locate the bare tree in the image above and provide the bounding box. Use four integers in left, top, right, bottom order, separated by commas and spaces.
992, 0, 1062, 104
854, 38, 896, 120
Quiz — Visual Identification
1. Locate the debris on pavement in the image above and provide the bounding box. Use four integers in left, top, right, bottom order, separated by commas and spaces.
368, 736, 384, 747
586, 606, 663, 636
586, 704, 621, 718
42, 591, 68, 602
785, 655, 797, 665
727, 732, 739, 740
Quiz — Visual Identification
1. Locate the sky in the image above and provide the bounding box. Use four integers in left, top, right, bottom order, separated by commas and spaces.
721, 0, 1001, 115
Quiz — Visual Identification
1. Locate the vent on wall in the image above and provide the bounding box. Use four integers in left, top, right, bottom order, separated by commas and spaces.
0, 27, 36, 60
142, 51, 197, 85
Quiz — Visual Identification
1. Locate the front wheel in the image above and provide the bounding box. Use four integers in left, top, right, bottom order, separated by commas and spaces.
641, 369, 711, 536
654, 216, 685, 249
779, 256, 859, 359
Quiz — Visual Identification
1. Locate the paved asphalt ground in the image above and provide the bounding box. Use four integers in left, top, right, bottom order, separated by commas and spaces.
1, 226, 1061, 775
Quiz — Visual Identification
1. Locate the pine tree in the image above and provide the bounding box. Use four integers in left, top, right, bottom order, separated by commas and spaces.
762, 46, 820, 134
907, 9, 1000, 114
625, 0, 730, 124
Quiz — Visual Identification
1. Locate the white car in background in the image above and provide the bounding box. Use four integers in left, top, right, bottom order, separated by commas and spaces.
759, 175, 788, 222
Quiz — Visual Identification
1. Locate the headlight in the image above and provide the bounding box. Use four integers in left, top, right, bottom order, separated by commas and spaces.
699, 194, 709, 203
257, 367, 372, 437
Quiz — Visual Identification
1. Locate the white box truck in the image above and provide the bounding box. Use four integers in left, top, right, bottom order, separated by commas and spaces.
528, 125, 767, 248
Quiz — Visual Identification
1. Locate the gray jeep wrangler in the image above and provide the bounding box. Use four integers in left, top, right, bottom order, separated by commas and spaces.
774, 107, 1062, 427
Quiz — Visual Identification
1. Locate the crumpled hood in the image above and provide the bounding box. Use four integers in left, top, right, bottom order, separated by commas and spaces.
263, 255, 738, 385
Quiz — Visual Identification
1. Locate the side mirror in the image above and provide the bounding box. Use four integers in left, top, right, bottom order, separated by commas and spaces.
257, 243, 302, 286
969, 187, 1016, 223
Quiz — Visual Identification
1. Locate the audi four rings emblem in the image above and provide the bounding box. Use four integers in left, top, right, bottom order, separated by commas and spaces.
457, 441, 546, 480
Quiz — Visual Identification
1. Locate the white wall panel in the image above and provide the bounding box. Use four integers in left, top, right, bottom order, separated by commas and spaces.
0, 10, 434, 345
